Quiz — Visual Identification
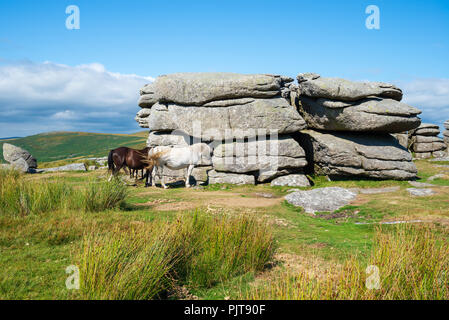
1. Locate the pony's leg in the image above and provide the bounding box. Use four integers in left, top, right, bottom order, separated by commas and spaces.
151, 166, 157, 187
123, 166, 130, 175
185, 164, 194, 188
144, 169, 150, 187
160, 166, 168, 189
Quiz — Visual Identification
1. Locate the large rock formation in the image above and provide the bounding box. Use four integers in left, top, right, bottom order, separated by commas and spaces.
136, 72, 420, 185
2, 143, 37, 172
409, 123, 446, 159
298, 130, 418, 180
294, 74, 421, 133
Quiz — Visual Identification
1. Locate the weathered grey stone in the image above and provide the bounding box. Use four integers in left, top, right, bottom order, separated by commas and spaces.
430, 156, 449, 162
285, 187, 357, 213
410, 123, 440, 136
408, 181, 434, 188
413, 141, 446, 153
208, 170, 255, 185
444, 120, 449, 130
270, 174, 310, 187
135, 108, 151, 128
42, 163, 86, 172
147, 131, 191, 147
298, 130, 417, 180
88, 166, 98, 171
2, 143, 37, 168
212, 136, 307, 175
432, 151, 447, 158
349, 186, 400, 194
153, 166, 212, 185
413, 136, 442, 143
297, 73, 403, 102
414, 152, 432, 160
139, 73, 286, 107
392, 133, 409, 149
11, 158, 29, 173
428, 174, 446, 181
298, 97, 421, 133
443, 130, 449, 148
147, 98, 307, 140
407, 188, 436, 197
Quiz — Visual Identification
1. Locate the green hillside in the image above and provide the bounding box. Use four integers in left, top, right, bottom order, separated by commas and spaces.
0, 131, 148, 164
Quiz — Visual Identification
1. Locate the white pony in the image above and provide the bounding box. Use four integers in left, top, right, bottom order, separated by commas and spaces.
147, 143, 212, 188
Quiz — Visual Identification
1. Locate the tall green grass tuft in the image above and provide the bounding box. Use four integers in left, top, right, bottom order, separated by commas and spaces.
77, 212, 275, 299
0, 169, 72, 216
79, 224, 181, 300
243, 225, 449, 300
82, 179, 128, 212
174, 213, 275, 288
0, 169, 128, 216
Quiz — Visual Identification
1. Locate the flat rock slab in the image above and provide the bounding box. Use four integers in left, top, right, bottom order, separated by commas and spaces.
408, 181, 434, 188
407, 188, 436, 197
429, 157, 449, 162
147, 97, 307, 140
296, 73, 403, 102
298, 96, 421, 133
428, 174, 447, 181
139, 73, 287, 107
208, 170, 255, 185
42, 163, 87, 172
285, 187, 357, 214
349, 186, 400, 194
270, 174, 311, 187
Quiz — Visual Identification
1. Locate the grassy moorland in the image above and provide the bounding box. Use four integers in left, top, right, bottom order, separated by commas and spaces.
0, 131, 147, 164
0, 159, 448, 300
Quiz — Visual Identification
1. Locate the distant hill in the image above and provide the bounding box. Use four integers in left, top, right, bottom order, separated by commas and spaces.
0, 137, 21, 140
0, 131, 148, 164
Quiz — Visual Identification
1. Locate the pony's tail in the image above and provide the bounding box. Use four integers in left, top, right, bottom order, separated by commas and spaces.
108, 150, 115, 172
142, 151, 165, 170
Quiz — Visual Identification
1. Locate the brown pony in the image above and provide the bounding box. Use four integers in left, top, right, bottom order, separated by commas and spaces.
108, 146, 152, 187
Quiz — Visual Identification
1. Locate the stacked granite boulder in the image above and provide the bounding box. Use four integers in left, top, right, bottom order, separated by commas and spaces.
408, 123, 447, 159
136, 73, 309, 185
2, 143, 37, 173
287, 73, 421, 180
444, 120, 449, 150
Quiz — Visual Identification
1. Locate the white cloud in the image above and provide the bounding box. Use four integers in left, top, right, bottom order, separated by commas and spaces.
0, 61, 154, 137
400, 78, 449, 129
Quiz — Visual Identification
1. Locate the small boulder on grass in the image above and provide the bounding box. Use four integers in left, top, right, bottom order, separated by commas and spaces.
2, 143, 37, 172
285, 187, 357, 214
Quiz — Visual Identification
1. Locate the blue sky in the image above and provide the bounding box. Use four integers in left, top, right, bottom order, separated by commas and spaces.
1, 0, 448, 137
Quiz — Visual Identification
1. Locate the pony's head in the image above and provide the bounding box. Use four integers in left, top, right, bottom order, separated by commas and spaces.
194, 143, 213, 165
